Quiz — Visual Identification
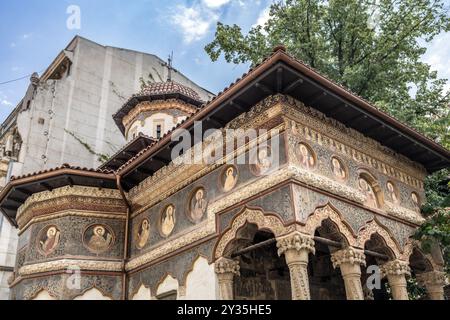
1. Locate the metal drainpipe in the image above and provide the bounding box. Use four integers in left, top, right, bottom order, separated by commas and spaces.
116, 174, 131, 301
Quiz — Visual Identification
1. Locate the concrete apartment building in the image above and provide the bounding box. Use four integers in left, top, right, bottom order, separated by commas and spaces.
0, 36, 213, 299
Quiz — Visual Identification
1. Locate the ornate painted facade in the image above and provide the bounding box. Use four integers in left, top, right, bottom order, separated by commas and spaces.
1, 46, 448, 300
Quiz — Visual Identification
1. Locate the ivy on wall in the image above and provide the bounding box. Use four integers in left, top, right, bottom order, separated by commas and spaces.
64, 129, 112, 164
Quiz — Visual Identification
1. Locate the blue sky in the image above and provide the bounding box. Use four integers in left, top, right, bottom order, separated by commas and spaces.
0, 0, 449, 123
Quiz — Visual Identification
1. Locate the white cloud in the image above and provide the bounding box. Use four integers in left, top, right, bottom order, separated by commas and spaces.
22, 33, 33, 39
423, 33, 450, 92
172, 5, 218, 43
10, 42, 16, 48
1, 100, 13, 107
253, 6, 271, 29
203, 0, 231, 8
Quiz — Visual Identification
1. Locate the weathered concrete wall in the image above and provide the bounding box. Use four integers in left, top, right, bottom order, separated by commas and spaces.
16, 37, 213, 175
0, 36, 214, 300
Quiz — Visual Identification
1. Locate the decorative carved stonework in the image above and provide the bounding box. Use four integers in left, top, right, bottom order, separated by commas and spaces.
331, 247, 366, 300
17, 186, 126, 231
215, 257, 240, 276
277, 232, 315, 300
381, 259, 411, 277
331, 247, 366, 269
356, 219, 402, 258
18, 259, 123, 276
215, 207, 294, 260
381, 259, 411, 300
276, 232, 315, 257
302, 204, 357, 247
385, 201, 425, 225
215, 258, 240, 300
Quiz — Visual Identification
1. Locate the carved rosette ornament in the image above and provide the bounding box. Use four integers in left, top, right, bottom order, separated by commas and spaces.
416, 271, 446, 300
381, 260, 411, 300
277, 232, 315, 300
331, 247, 366, 300
214, 257, 240, 300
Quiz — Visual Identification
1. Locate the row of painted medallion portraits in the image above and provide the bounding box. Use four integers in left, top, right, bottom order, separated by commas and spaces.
32, 139, 286, 258
130, 138, 423, 254
290, 140, 423, 212
33, 147, 419, 257
34, 223, 117, 257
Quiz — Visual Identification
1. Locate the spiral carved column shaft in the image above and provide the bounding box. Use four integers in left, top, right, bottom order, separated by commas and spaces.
277, 232, 315, 300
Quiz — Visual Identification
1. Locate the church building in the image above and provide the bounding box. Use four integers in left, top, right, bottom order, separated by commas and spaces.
0, 46, 448, 300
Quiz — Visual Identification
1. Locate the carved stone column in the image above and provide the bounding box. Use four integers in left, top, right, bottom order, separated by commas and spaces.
215, 257, 240, 300
381, 260, 411, 300
417, 271, 446, 300
277, 232, 315, 300
331, 247, 366, 300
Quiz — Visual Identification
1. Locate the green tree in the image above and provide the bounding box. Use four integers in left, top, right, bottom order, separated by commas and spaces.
206, 0, 450, 277
205, 0, 450, 146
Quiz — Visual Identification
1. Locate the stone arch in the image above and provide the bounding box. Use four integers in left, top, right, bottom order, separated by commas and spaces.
402, 239, 442, 272
131, 284, 152, 300
154, 274, 179, 299
302, 203, 357, 246
356, 219, 401, 258
214, 206, 294, 259
30, 290, 57, 300
183, 256, 216, 300
73, 287, 112, 300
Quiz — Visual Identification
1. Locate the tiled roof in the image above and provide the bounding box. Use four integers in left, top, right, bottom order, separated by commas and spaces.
115, 46, 450, 175
10, 163, 113, 181
139, 81, 202, 102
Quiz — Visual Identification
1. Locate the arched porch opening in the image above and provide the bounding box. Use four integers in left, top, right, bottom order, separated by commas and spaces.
408, 247, 434, 300
223, 222, 291, 300
362, 233, 395, 300
309, 218, 347, 300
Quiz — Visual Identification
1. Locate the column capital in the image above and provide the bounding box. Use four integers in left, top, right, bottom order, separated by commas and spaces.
416, 271, 446, 287
381, 259, 411, 278
276, 231, 315, 257
331, 247, 366, 269
215, 257, 240, 276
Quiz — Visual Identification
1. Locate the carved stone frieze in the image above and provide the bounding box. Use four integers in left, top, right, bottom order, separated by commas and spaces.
17, 186, 126, 230
18, 259, 123, 276
385, 201, 425, 225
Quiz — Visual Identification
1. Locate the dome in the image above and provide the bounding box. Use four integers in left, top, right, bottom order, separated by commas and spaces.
139, 80, 202, 102
113, 80, 204, 136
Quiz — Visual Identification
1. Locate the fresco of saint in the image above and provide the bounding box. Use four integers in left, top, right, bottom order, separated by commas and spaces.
136, 219, 150, 249
191, 189, 207, 222
161, 206, 175, 237
39, 226, 60, 255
